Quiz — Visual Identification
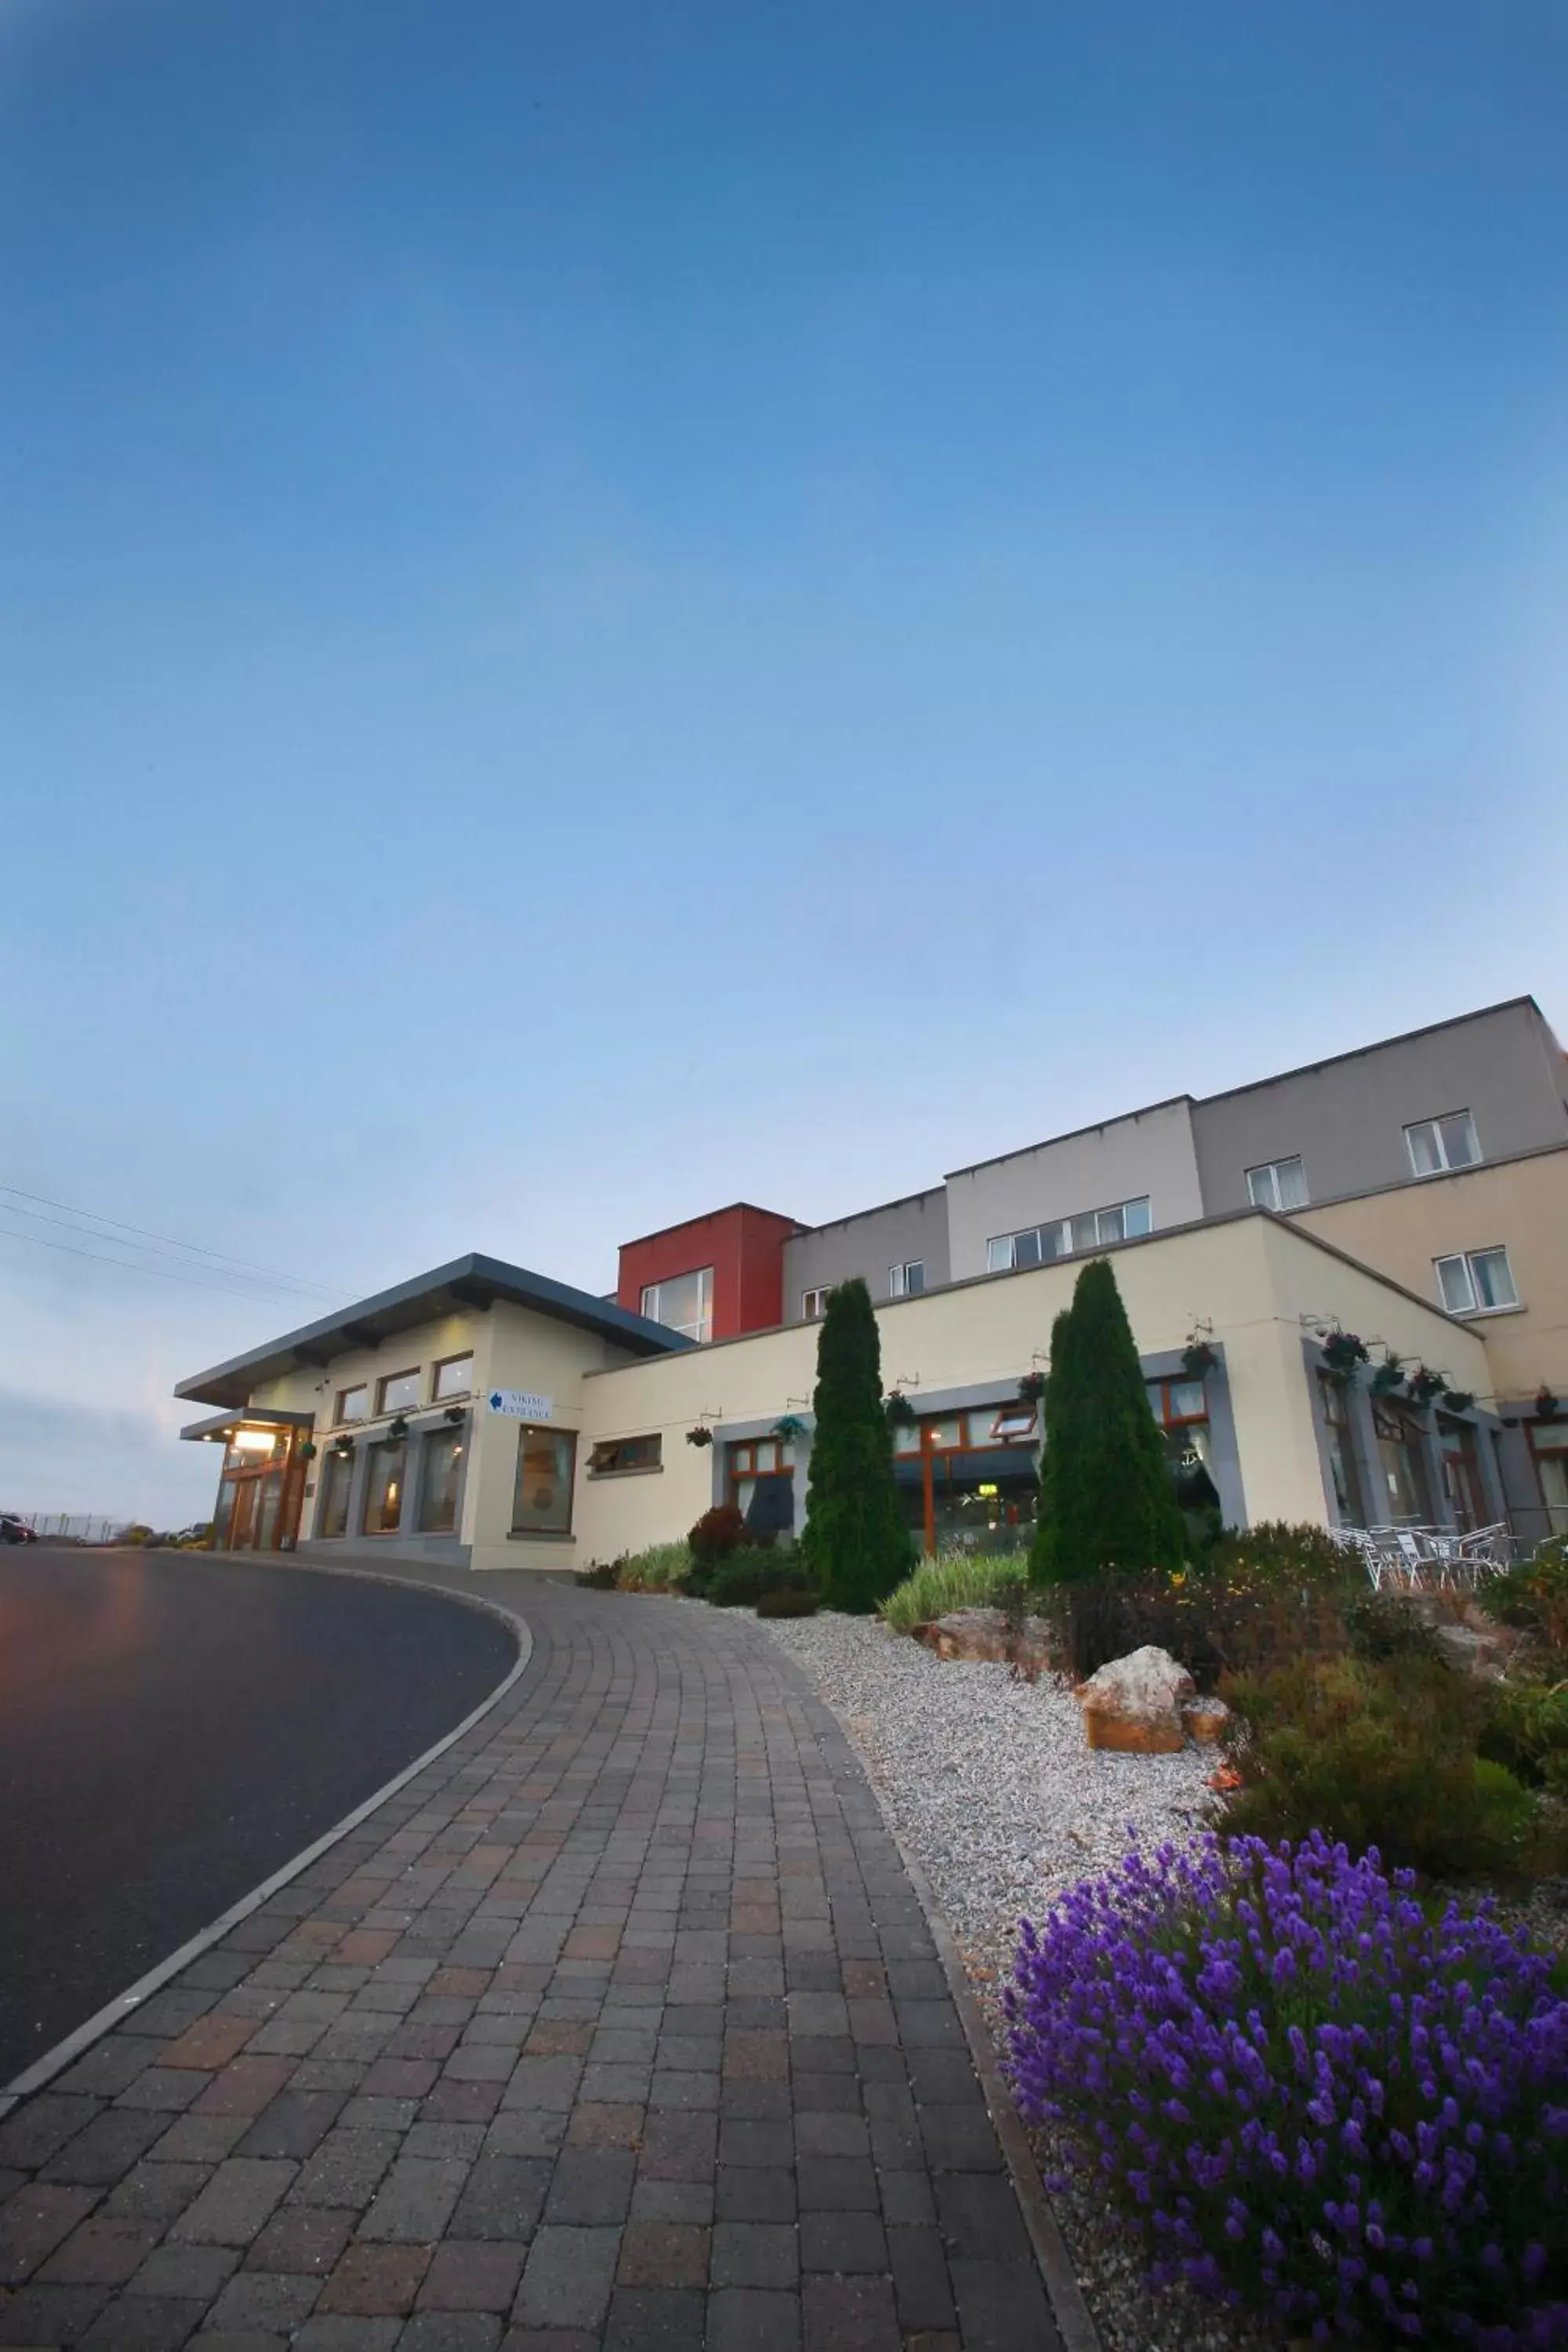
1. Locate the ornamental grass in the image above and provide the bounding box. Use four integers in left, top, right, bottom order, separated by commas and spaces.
1004, 1831, 1568, 2346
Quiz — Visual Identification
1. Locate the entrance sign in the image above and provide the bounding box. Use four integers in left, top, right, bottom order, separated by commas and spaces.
488, 1390, 554, 1420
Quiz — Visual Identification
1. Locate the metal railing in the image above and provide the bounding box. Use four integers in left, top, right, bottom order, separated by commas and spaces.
8, 1512, 127, 1545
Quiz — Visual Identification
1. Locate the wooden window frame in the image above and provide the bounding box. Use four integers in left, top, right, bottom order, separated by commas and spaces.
433, 1352, 474, 1401
376, 1367, 423, 1415
335, 1383, 369, 1426
1146, 1379, 1209, 1429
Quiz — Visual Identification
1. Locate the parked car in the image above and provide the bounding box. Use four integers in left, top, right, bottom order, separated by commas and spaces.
0, 1515, 38, 1544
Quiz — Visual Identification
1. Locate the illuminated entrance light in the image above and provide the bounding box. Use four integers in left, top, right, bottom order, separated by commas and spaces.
230, 1427, 279, 1453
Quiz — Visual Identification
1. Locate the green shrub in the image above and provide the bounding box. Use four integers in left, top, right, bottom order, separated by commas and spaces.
1484, 1540, 1568, 1669
1220, 1651, 1536, 1880
799, 1278, 913, 1612
1030, 1259, 1188, 1586
1040, 1562, 1348, 1685
1482, 1678, 1568, 1794
575, 1560, 621, 1588
755, 1585, 820, 1619
878, 1552, 1028, 1635
1195, 1519, 1352, 1588
688, 1503, 748, 1567
704, 1548, 811, 1608
1342, 1586, 1446, 1664
615, 1542, 692, 1592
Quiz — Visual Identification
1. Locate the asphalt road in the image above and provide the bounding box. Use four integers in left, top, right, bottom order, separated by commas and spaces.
0, 1548, 517, 2084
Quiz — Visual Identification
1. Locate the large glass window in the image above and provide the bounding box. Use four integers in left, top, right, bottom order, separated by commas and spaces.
1247, 1156, 1308, 1212
1317, 1374, 1364, 1526
1371, 1400, 1431, 1523
1405, 1110, 1481, 1177
641, 1268, 713, 1342
1434, 1247, 1518, 1316
336, 1384, 368, 1425
418, 1429, 465, 1534
377, 1368, 421, 1414
362, 1440, 407, 1534
893, 1407, 1040, 1556
317, 1447, 354, 1539
1438, 1417, 1486, 1534
728, 1437, 796, 1536
434, 1353, 474, 1400
588, 1434, 662, 1475
512, 1426, 575, 1534
1530, 1423, 1568, 1537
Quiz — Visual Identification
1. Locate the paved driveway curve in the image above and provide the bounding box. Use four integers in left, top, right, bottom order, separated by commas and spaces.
0, 1552, 517, 2082
0, 1566, 1062, 2351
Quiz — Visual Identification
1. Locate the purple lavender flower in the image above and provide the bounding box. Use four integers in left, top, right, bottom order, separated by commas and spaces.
1004, 1831, 1568, 2343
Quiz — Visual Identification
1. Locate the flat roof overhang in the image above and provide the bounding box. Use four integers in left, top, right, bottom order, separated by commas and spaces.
175, 1251, 693, 1411
180, 1407, 316, 1444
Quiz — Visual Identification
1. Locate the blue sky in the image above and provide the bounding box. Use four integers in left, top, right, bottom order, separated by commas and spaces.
2, 0, 1565, 1522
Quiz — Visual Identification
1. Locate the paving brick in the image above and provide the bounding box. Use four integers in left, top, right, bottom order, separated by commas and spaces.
54, 2039, 164, 2099
0, 2181, 102, 2284
295, 2317, 403, 2350
710, 2221, 797, 2290
0, 2281, 112, 2343
205, 2267, 322, 2331
40, 2107, 167, 2187
38, 2216, 162, 2285
713, 2168, 794, 2225
318, 2240, 434, 2315
169, 2158, 296, 2245
706, 2286, 800, 2352
237, 2090, 347, 2161
132, 2241, 241, 2299
947, 2255, 1061, 2351
417, 2238, 525, 2310
245, 2203, 358, 2275
448, 2156, 551, 2242
401, 2316, 504, 2352
358, 2156, 470, 2244
602, 2285, 706, 2350
161, 2016, 258, 2072
77, 2290, 205, 2347
800, 2274, 902, 2352
0, 2095, 103, 2173
614, 2220, 710, 2288
511, 2227, 621, 2332
289, 2129, 401, 2210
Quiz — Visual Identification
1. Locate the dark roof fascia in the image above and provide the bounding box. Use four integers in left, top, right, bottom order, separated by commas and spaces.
1193, 997, 1544, 1111
175, 1253, 692, 1410
615, 1201, 804, 1251
943, 1096, 1195, 1182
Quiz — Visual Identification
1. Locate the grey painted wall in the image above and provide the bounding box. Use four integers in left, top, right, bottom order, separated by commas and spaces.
1192, 1001, 1568, 1218
782, 1189, 951, 1323
944, 1097, 1204, 1280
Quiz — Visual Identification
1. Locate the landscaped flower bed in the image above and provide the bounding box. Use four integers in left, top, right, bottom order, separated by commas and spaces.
1004, 1831, 1568, 2347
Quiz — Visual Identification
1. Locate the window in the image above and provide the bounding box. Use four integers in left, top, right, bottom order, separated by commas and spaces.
317, 1447, 354, 1539
887, 1261, 925, 1298
1529, 1421, 1568, 1537
362, 1439, 407, 1534
512, 1425, 575, 1534
1405, 1110, 1481, 1177
588, 1434, 662, 1475
891, 1407, 1041, 1557
988, 1197, 1151, 1272
989, 1406, 1039, 1442
418, 1428, 465, 1534
1246, 1156, 1308, 1213
641, 1267, 713, 1342
433, 1353, 473, 1401
336, 1384, 368, 1425
1434, 1247, 1519, 1316
377, 1368, 421, 1414
1318, 1374, 1365, 1527
728, 1437, 796, 1536
802, 1287, 832, 1319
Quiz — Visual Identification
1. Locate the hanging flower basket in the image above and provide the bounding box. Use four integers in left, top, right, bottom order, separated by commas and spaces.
1535, 1385, 1560, 1420
443, 1405, 466, 1426
331, 1437, 354, 1461
1318, 1330, 1369, 1381
297, 1439, 318, 1462
385, 1415, 411, 1443
1016, 1370, 1047, 1405
1180, 1340, 1219, 1383
1440, 1388, 1475, 1414
884, 1391, 917, 1428
1406, 1365, 1446, 1408
1370, 1353, 1407, 1398
686, 1425, 714, 1449
771, 1414, 807, 1442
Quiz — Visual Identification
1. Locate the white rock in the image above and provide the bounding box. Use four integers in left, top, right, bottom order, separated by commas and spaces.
1080, 1645, 1194, 1755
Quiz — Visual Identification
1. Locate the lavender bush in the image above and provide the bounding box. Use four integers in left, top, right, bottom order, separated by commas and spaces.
1004, 1832, 1568, 2345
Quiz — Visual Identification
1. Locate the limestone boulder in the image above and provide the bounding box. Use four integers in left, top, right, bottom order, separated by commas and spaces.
916, 1607, 1051, 1672
1183, 1695, 1231, 1747
1080, 1646, 1194, 1755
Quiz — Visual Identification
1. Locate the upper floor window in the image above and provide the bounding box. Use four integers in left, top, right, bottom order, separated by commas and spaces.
1435, 1247, 1518, 1316
987, 1196, 1150, 1273
1405, 1111, 1480, 1178
336, 1384, 368, 1425
887, 1261, 925, 1298
802, 1287, 832, 1319
376, 1368, 421, 1414
433, 1353, 474, 1401
641, 1266, 713, 1343
588, 1434, 662, 1475
1246, 1156, 1308, 1213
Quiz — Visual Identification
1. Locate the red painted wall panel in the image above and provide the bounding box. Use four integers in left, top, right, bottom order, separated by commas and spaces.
618, 1203, 800, 1341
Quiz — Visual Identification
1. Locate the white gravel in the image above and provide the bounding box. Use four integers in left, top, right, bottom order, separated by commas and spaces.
761, 1607, 1265, 2352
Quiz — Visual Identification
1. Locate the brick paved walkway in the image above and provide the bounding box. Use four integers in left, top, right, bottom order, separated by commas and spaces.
0, 1573, 1062, 2352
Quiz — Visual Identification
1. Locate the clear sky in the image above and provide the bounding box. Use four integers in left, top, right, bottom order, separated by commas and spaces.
2, 0, 1565, 1524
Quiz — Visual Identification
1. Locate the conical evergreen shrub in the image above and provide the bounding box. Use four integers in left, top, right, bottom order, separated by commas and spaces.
799, 1279, 914, 1612
1029, 1257, 1189, 1584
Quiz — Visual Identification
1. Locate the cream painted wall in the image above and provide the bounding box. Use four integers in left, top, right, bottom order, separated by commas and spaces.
463, 1303, 647, 1571
250, 1310, 483, 1434
943, 1098, 1205, 1280
1294, 1148, 1568, 1406
568, 1210, 1490, 1558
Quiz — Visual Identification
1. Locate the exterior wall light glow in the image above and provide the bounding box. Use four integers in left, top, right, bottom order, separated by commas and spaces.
230, 1427, 278, 1452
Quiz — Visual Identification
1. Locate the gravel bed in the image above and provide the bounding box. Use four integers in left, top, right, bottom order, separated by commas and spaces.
762, 1606, 1269, 2352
